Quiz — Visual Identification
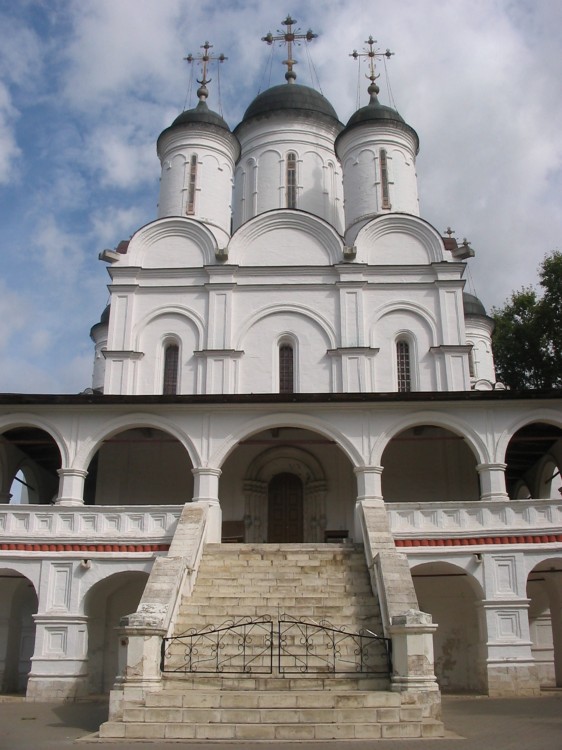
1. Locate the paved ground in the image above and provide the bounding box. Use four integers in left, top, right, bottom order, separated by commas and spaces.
0, 692, 561, 749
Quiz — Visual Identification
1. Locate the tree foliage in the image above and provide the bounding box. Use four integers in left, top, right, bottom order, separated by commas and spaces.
492, 251, 562, 390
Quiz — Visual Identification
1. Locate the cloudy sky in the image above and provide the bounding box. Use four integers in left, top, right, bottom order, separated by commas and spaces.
0, 0, 561, 393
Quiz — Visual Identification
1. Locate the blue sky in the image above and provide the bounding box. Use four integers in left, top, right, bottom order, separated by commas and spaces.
0, 0, 561, 393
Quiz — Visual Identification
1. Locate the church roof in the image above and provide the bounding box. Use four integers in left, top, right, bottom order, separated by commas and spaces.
237, 83, 342, 129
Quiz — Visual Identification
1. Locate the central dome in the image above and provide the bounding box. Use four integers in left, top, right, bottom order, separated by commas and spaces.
239, 83, 342, 128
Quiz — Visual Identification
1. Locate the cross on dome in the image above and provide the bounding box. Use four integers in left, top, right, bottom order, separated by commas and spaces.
350, 35, 394, 101
184, 41, 227, 102
262, 15, 318, 83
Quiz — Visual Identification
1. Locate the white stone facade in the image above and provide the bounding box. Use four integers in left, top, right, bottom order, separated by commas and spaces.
0, 58, 560, 704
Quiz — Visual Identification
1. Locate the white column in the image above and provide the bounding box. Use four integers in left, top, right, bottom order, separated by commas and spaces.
353, 466, 384, 541
477, 462, 509, 502
545, 573, 562, 687
55, 468, 88, 506
192, 468, 222, 542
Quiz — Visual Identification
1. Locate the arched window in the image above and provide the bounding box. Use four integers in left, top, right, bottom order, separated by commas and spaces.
396, 340, 411, 392
286, 152, 297, 208
186, 154, 198, 215
279, 343, 294, 394
379, 149, 391, 210
163, 343, 179, 395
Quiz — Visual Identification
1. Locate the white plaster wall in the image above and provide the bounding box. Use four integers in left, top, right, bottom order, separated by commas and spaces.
233, 118, 344, 234
157, 127, 238, 245
336, 124, 419, 244
237, 310, 333, 393
465, 317, 496, 384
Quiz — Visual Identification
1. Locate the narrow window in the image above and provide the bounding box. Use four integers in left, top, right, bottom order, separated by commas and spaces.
468, 345, 476, 378
163, 344, 179, 395
379, 149, 391, 210
186, 154, 198, 215
279, 344, 294, 393
286, 152, 297, 208
396, 340, 411, 392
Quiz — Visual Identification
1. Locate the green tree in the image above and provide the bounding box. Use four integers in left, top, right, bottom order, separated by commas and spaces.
492, 251, 562, 390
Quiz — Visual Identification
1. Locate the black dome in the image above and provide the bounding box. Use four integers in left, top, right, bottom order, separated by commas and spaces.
170, 101, 230, 130
158, 101, 231, 145
238, 83, 342, 128
463, 292, 488, 317
337, 94, 419, 153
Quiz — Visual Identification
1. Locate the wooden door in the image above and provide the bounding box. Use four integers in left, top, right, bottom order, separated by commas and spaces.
267, 473, 304, 543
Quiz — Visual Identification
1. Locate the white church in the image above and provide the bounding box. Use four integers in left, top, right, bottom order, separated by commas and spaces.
0, 20, 561, 740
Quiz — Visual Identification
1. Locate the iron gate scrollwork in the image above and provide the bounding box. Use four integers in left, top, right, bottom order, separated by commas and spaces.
161, 616, 274, 674
161, 614, 392, 676
278, 616, 392, 675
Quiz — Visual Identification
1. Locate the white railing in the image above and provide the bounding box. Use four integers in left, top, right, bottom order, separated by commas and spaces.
386, 498, 562, 538
0, 505, 183, 543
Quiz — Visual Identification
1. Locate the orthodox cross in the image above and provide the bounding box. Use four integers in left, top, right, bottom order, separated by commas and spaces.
262, 15, 317, 82
350, 35, 393, 98
184, 41, 227, 101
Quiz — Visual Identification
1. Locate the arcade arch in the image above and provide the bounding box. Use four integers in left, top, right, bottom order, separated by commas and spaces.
381, 425, 480, 502
84, 427, 194, 505
84, 571, 149, 694
0, 427, 61, 505
504, 422, 562, 499
527, 556, 562, 688
0, 570, 37, 694
412, 561, 487, 693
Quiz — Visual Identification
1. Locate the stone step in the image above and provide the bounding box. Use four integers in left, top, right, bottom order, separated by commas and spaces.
161, 674, 389, 691
144, 688, 400, 709
100, 718, 445, 741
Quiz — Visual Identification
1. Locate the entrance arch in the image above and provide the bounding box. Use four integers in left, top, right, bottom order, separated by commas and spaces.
268, 473, 304, 543
219, 427, 355, 543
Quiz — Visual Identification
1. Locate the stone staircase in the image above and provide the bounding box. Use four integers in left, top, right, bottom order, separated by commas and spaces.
100, 543, 444, 740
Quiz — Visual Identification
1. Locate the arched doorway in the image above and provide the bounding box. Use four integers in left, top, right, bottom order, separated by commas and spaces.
219, 427, 355, 543
412, 562, 487, 693
268, 473, 304, 543
84, 572, 148, 694
0, 571, 37, 694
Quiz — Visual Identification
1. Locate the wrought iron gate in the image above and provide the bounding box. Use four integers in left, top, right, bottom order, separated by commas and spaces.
161, 615, 391, 676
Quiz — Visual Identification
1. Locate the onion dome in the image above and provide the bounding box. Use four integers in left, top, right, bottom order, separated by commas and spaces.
238, 82, 342, 130
90, 305, 110, 340
336, 82, 419, 153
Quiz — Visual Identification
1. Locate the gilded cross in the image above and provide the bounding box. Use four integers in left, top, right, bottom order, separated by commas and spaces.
184, 41, 227, 100
262, 15, 317, 82
350, 36, 394, 95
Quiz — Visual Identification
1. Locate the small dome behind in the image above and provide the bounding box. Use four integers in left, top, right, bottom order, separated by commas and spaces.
463, 292, 488, 317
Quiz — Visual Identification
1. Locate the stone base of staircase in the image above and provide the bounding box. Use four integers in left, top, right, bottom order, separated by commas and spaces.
101, 680, 444, 740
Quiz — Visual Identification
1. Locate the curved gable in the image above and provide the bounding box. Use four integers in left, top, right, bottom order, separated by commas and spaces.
228, 210, 343, 266
125, 217, 218, 269
355, 214, 445, 265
